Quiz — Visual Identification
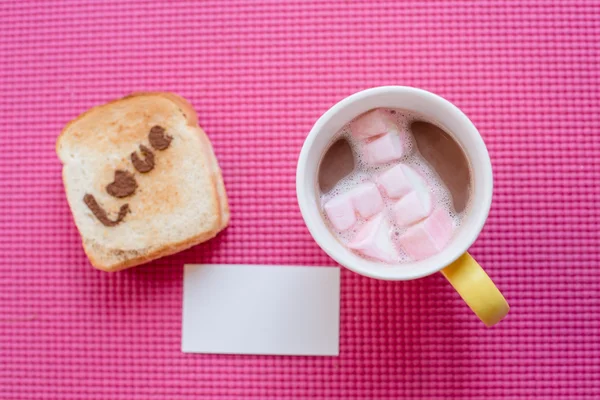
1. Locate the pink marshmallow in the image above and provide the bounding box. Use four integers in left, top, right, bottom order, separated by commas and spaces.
348, 214, 398, 263
324, 193, 356, 231
350, 182, 384, 219
364, 133, 406, 165
377, 164, 428, 199
350, 109, 398, 140
399, 209, 455, 261
393, 190, 433, 227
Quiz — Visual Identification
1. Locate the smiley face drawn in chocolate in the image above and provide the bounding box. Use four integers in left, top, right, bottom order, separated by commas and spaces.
131, 144, 155, 173
84, 125, 172, 227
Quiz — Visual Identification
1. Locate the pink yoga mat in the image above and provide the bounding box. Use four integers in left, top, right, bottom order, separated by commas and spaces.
1, 1, 599, 399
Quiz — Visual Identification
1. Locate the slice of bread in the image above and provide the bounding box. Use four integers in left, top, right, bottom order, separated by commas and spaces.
57, 93, 229, 271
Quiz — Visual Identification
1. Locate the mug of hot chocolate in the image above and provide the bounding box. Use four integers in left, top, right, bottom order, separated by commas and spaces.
296, 86, 509, 326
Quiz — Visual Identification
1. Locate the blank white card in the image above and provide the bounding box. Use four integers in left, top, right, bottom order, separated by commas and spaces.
182, 264, 340, 356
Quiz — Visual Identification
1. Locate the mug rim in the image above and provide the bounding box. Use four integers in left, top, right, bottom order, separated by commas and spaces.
296, 86, 493, 281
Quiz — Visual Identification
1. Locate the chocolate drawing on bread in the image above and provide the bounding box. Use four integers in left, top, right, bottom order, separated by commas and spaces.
84, 194, 130, 227
106, 170, 137, 198
148, 125, 172, 150
57, 93, 230, 271
131, 144, 155, 173
84, 125, 172, 227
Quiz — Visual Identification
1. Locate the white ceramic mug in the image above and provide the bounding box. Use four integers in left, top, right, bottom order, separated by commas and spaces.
296, 86, 509, 326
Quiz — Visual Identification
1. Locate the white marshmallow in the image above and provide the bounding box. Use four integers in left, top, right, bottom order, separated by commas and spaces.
350, 109, 398, 140
324, 193, 356, 231
348, 214, 398, 263
399, 208, 454, 261
393, 191, 433, 227
350, 182, 384, 219
364, 133, 406, 165
377, 164, 427, 199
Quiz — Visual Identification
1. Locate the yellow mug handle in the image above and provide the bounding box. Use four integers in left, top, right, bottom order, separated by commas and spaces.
441, 253, 509, 327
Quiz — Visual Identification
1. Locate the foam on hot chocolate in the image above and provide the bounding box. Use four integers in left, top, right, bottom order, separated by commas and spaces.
320, 108, 471, 264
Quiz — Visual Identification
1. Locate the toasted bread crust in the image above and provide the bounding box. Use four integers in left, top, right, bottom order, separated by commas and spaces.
58, 93, 229, 271
85, 228, 220, 272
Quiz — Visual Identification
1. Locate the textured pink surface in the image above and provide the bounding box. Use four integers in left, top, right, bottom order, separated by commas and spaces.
1, 0, 599, 398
